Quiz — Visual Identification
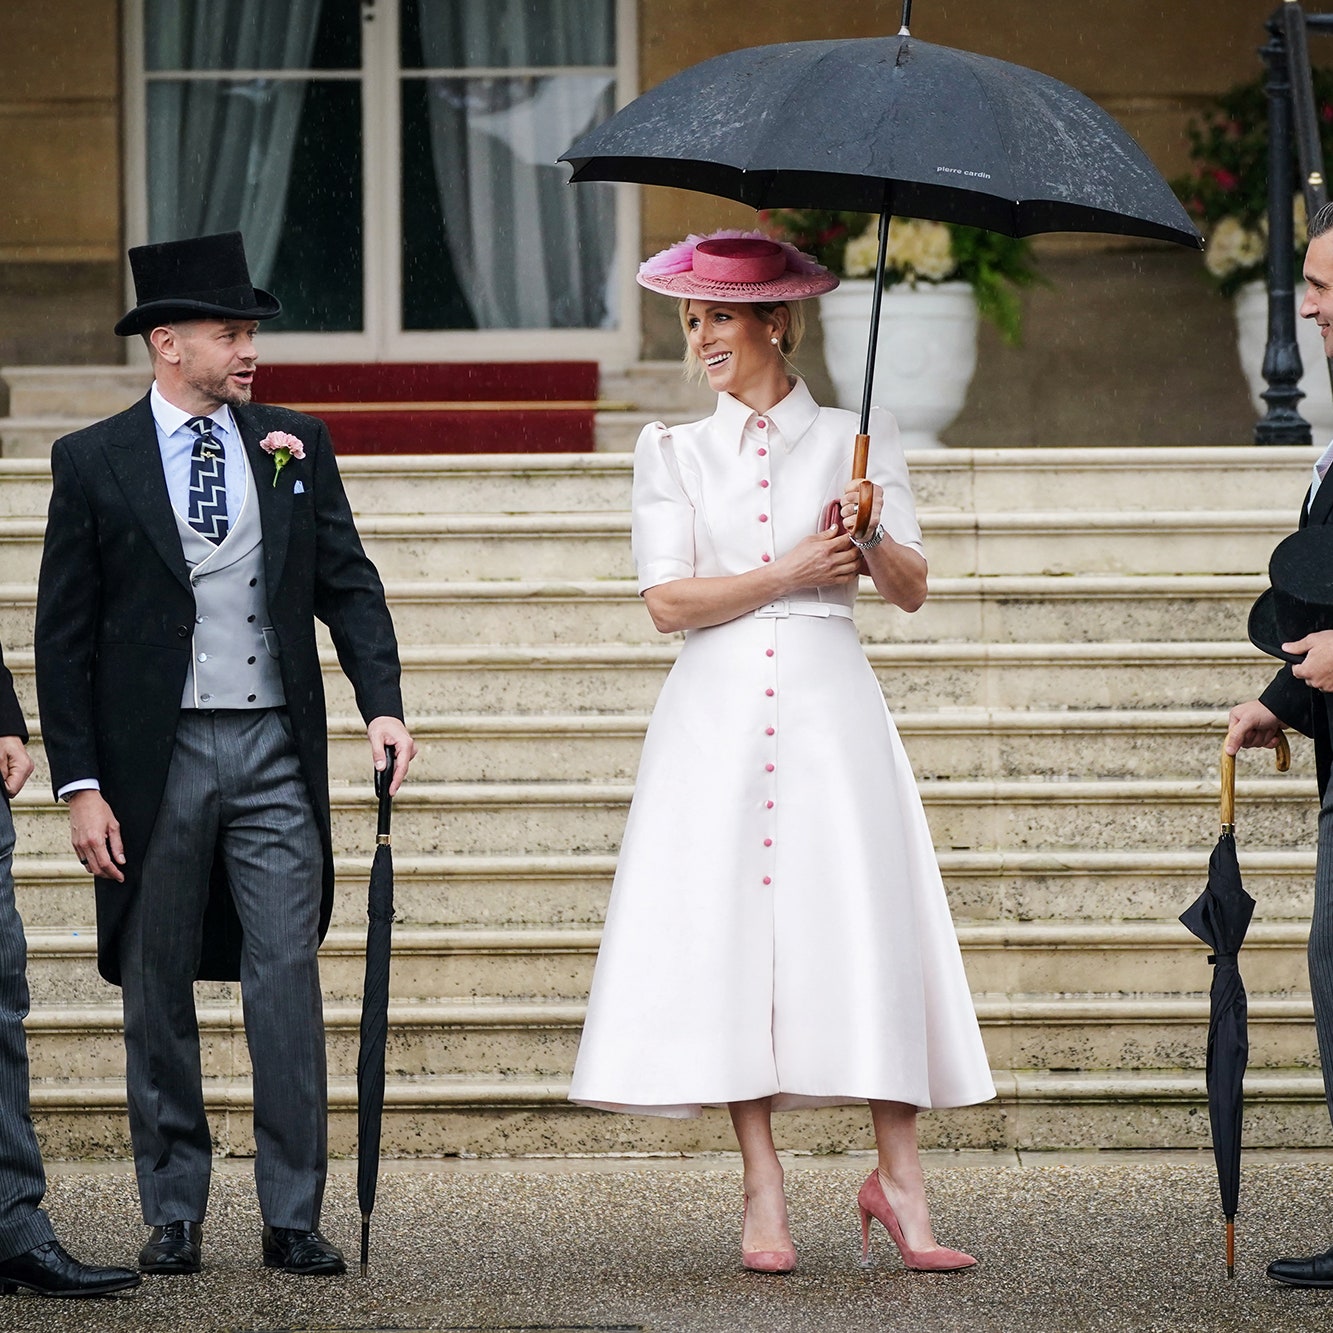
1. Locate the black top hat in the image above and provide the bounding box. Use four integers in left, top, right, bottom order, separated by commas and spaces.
115, 231, 281, 337
1249, 525, 1333, 663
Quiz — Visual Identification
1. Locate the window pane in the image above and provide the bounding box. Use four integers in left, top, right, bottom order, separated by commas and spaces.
402, 0, 615, 70
145, 0, 361, 72
146, 79, 362, 332
401, 75, 617, 329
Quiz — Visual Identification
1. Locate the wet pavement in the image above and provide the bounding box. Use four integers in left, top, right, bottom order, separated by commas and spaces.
7, 1150, 1333, 1331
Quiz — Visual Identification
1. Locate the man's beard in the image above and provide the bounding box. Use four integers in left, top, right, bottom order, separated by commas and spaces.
184, 362, 253, 408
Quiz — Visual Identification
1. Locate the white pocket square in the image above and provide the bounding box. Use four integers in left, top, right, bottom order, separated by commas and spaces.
293, 480, 305, 494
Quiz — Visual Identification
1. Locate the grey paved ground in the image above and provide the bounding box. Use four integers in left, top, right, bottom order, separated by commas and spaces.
9, 1152, 1333, 1331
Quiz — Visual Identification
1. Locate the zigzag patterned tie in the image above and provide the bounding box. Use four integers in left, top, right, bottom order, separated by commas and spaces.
186, 417, 228, 545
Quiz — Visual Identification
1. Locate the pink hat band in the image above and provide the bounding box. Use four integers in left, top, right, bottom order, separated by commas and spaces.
636, 230, 838, 303
691, 239, 787, 285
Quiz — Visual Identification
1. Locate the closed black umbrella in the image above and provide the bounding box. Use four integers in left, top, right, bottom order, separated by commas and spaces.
1179, 735, 1290, 1278
561, 1, 1201, 534
357, 744, 396, 1277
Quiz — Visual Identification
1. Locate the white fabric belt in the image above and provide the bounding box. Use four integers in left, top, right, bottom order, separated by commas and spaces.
754, 600, 854, 620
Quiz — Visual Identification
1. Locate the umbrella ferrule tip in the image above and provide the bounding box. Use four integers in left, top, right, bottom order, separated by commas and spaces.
898, 24, 910, 35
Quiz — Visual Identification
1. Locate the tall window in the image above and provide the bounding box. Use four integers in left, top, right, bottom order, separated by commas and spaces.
136, 0, 623, 349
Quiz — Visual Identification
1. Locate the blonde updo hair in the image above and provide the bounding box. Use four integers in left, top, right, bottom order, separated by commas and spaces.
677, 299, 806, 381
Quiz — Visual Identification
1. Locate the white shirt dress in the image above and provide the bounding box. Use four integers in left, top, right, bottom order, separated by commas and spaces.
568, 378, 995, 1118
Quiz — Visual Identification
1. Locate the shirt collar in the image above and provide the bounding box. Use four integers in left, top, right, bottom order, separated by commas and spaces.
150, 382, 234, 441
713, 377, 820, 454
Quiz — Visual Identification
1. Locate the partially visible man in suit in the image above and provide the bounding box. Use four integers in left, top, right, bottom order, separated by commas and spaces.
0, 643, 140, 1297
35, 232, 415, 1278
1229, 200, 1333, 1287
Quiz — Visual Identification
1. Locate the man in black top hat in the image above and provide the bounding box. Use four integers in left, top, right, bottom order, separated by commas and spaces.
34, 231, 416, 1278
1229, 202, 1333, 1288
0, 644, 140, 1297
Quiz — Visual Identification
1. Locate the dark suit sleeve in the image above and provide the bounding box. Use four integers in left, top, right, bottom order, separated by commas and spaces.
34, 438, 103, 793
308, 421, 404, 723
0, 643, 27, 743
1261, 665, 1317, 737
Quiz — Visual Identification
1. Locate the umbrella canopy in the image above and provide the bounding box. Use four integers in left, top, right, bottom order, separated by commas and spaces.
561, 34, 1201, 247
562, 27, 1200, 535
356, 744, 397, 1277
1179, 735, 1291, 1278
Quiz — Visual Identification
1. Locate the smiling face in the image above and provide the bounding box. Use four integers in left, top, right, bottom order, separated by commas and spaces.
684, 300, 789, 405
1301, 229, 1333, 358
149, 318, 259, 414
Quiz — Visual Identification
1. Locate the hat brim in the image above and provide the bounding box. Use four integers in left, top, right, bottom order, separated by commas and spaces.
1248, 587, 1307, 664
636, 271, 839, 302
114, 290, 282, 337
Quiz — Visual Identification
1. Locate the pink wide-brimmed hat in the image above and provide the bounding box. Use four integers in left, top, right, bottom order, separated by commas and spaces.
636, 229, 838, 301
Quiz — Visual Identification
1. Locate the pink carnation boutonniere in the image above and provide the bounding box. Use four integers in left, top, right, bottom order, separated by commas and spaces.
259, 430, 305, 487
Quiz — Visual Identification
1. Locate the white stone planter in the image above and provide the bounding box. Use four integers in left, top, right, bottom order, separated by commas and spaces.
819, 279, 979, 450
1235, 280, 1333, 443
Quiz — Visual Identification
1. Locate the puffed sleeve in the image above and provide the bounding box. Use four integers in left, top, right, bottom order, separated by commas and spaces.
867, 406, 924, 557
631, 422, 696, 594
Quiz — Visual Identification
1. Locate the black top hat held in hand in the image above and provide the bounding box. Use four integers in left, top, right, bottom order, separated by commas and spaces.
1249, 526, 1333, 663
115, 231, 281, 337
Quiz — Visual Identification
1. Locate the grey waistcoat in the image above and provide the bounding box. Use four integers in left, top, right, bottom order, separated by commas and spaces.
174, 449, 285, 710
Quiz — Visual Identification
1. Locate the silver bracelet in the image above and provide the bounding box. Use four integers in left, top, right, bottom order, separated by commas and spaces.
851, 523, 887, 551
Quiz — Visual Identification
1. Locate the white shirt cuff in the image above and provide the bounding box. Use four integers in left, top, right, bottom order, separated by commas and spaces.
57, 779, 100, 802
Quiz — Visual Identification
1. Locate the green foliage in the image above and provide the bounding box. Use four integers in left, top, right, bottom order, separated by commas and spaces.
758, 209, 1042, 345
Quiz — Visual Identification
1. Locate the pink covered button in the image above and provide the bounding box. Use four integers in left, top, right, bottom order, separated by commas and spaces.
765, 727, 775, 736
761, 553, 771, 563
757, 419, 767, 428
765, 763, 775, 773
760, 479, 769, 488
763, 838, 773, 847
757, 447, 767, 456
763, 876, 772, 885
759, 513, 768, 522
765, 649, 774, 657
765, 688, 774, 697
766, 800, 774, 809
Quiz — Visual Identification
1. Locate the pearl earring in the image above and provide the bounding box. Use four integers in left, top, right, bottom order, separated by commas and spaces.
770, 337, 779, 345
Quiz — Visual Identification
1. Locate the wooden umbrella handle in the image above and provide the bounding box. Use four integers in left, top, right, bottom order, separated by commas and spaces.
1220, 732, 1291, 829
851, 433, 875, 541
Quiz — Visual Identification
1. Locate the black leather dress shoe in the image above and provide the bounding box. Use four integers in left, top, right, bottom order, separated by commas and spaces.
138, 1221, 202, 1275
1268, 1247, 1333, 1287
0, 1240, 140, 1298
261, 1226, 346, 1276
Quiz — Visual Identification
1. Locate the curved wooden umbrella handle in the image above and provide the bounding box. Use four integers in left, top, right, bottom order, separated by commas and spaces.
851, 433, 875, 541
1220, 731, 1291, 829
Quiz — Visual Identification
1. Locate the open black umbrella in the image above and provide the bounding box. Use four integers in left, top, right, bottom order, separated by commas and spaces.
1179, 734, 1290, 1278
356, 743, 396, 1277
561, 0, 1202, 534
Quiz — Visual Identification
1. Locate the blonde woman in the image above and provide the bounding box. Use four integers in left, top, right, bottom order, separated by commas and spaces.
569, 231, 993, 1274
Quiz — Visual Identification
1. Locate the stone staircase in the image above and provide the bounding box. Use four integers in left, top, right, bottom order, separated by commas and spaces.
0, 365, 1329, 1157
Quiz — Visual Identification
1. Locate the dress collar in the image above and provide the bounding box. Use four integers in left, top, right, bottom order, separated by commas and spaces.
712, 377, 820, 454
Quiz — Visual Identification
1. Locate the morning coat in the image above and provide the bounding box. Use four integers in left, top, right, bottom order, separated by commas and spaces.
34, 396, 404, 984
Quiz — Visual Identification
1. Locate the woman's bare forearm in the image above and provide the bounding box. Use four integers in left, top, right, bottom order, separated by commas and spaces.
642, 566, 788, 633
864, 540, 928, 612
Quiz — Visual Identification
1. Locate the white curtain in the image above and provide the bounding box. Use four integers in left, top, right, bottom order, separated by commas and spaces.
146, 0, 323, 288
418, 0, 618, 329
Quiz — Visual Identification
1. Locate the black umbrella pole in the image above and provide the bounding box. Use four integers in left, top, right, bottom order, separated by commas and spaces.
851, 207, 893, 539
899, 0, 912, 34
361, 1214, 371, 1278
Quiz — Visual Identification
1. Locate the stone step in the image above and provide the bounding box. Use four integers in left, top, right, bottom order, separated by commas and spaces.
19, 993, 1322, 1086
9, 848, 1316, 933
1, 366, 150, 418
0, 572, 1275, 652
18, 920, 1317, 1006
0, 446, 1319, 515
3, 773, 1316, 860
0, 509, 1293, 584
23, 1068, 1333, 1157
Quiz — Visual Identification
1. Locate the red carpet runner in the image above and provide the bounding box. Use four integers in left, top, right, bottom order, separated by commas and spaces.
254, 363, 599, 454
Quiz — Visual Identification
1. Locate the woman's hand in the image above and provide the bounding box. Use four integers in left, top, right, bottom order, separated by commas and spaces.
772, 525, 862, 592
840, 481, 883, 534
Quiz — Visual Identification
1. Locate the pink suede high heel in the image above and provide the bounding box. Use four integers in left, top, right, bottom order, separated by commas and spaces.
857, 1170, 975, 1272
741, 1197, 797, 1274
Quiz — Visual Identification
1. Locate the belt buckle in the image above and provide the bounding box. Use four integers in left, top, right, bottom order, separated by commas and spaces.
755, 599, 790, 618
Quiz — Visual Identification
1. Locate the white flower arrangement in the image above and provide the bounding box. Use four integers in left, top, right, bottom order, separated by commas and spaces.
843, 217, 958, 285
1203, 195, 1306, 282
